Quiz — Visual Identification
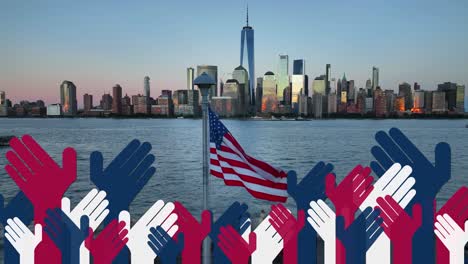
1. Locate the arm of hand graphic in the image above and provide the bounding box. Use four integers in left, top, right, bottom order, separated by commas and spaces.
62, 189, 109, 264
269, 204, 305, 264
434, 214, 468, 264
0, 192, 34, 264
85, 220, 129, 264
44, 209, 89, 264
370, 128, 451, 264
90, 139, 156, 222
336, 207, 383, 264
218, 225, 256, 264
376, 196, 422, 264
174, 201, 211, 264
287, 162, 333, 264
307, 200, 336, 264
5, 218, 42, 264
360, 163, 416, 264
209, 202, 249, 264
436, 187, 468, 264
118, 200, 177, 263
147, 226, 183, 264
251, 213, 283, 264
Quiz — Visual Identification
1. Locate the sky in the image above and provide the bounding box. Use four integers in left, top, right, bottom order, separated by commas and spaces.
1, 0, 467, 108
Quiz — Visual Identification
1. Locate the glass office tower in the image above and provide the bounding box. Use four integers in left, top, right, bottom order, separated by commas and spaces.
277, 55, 289, 103
240, 6, 255, 106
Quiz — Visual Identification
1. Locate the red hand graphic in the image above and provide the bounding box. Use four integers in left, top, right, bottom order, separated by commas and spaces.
218, 225, 256, 264
85, 220, 129, 264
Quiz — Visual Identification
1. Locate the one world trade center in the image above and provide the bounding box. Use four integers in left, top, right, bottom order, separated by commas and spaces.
240, 6, 255, 106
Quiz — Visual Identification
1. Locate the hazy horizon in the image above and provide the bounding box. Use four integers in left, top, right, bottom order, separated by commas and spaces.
1, 0, 467, 107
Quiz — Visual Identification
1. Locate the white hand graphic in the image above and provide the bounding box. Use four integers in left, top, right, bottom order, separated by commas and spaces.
307, 200, 335, 264
61, 188, 109, 264
251, 215, 283, 263
5, 218, 42, 264
434, 214, 468, 264
361, 163, 416, 264
119, 200, 178, 264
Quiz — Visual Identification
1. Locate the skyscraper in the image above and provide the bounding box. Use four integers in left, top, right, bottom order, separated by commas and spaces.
60, 80, 77, 116
293, 59, 305, 75
144, 76, 151, 113
0, 91, 6, 105
291, 59, 306, 113
438, 82, 457, 111
261, 72, 278, 113
100, 93, 113, 111
240, 5, 255, 105
83, 93, 93, 112
233, 65, 250, 114
312, 76, 326, 95
0, 91, 6, 116
372, 67, 379, 91
456, 84, 465, 112
325, 64, 331, 95
197, 65, 218, 98
277, 55, 289, 104
187, 67, 194, 90
398, 82, 412, 111
112, 84, 123, 114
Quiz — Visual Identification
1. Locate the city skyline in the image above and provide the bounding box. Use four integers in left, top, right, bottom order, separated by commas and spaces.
1, 0, 468, 106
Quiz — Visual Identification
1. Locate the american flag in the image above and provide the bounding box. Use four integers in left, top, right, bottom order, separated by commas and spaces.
209, 108, 288, 202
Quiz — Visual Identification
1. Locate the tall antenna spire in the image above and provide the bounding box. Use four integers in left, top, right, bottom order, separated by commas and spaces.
246, 3, 249, 27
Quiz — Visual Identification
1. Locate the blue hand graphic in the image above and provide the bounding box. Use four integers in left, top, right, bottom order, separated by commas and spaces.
90, 139, 156, 264
44, 208, 89, 264
209, 202, 249, 264
370, 127, 451, 264
336, 207, 383, 264
287, 161, 334, 264
148, 226, 184, 264
0, 192, 34, 264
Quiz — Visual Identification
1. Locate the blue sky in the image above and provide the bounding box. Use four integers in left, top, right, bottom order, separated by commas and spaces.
1, 0, 467, 107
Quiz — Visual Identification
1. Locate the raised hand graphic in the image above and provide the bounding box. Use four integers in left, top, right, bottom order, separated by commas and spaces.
44, 208, 89, 264
336, 207, 383, 264
62, 188, 109, 264
174, 202, 211, 264
209, 202, 250, 264
436, 187, 468, 264
376, 195, 422, 264
0, 192, 34, 264
147, 226, 184, 264
360, 163, 416, 264
326, 165, 374, 264
434, 214, 468, 264
4, 218, 42, 264
5, 135, 77, 264
370, 127, 451, 263
307, 200, 336, 264
287, 161, 334, 264
218, 225, 256, 264
251, 214, 283, 264
269, 204, 305, 264
85, 220, 129, 264
118, 200, 178, 263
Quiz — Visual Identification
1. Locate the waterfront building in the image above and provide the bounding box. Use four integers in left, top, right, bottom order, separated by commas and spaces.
365, 79, 372, 97
325, 64, 331, 95
347, 80, 355, 103
222, 79, 240, 115
312, 94, 323, 118
60, 80, 77, 116
240, 6, 255, 105
261, 71, 278, 114
414, 82, 421, 91
312, 76, 326, 95
197, 65, 218, 98
298, 94, 309, 116
132, 95, 148, 114
394, 96, 405, 112
255, 77, 263, 113
413, 90, 425, 113
291, 59, 306, 112
187, 90, 200, 116
83, 94, 93, 112
0, 91, 7, 116
100, 94, 113, 111
365, 97, 374, 113
398, 82, 412, 111
384, 90, 395, 113
211, 97, 236, 117
374, 87, 387, 117
437, 82, 457, 111
327, 93, 337, 114
232, 66, 250, 114
112, 84, 123, 115
432, 91, 447, 112
356, 89, 366, 114
277, 55, 289, 103
122, 94, 133, 116
424, 91, 433, 113
456, 84, 465, 112
47, 104, 62, 116
372, 67, 379, 91
187, 68, 194, 90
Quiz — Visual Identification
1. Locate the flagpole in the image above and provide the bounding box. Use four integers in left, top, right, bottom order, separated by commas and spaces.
194, 73, 216, 264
